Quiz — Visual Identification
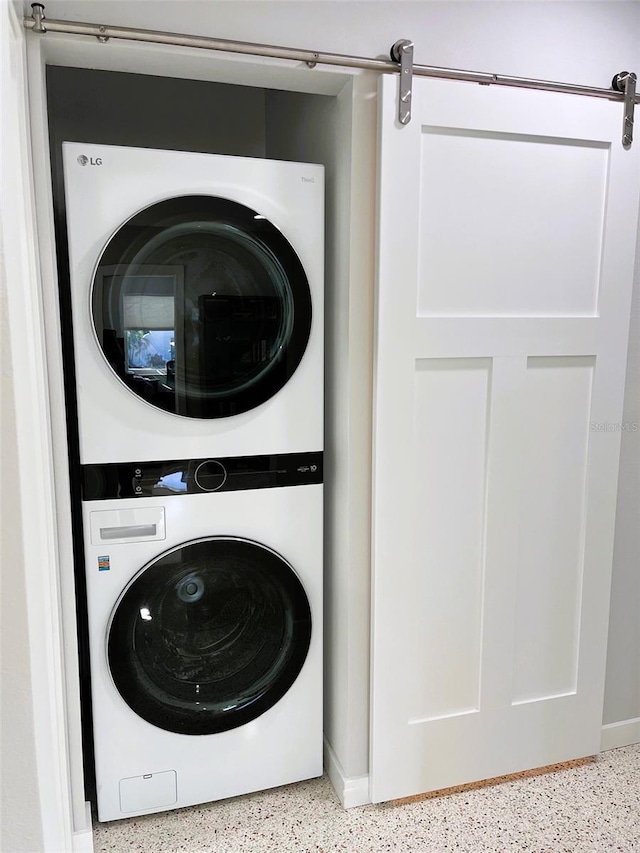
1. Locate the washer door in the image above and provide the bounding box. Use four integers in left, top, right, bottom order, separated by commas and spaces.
92, 196, 312, 418
107, 538, 312, 735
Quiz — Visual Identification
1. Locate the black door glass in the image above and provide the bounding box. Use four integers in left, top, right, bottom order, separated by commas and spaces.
107, 538, 312, 735
92, 196, 313, 418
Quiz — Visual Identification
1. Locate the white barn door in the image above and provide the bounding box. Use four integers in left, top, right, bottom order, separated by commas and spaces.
371, 74, 640, 802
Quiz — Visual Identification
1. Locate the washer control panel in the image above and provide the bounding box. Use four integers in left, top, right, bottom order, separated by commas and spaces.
82, 451, 323, 501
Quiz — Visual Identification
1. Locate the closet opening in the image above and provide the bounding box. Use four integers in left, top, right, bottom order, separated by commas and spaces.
44, 61, 352, 819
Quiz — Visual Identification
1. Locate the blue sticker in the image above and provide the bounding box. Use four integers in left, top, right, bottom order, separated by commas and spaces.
98, 556, 110, 572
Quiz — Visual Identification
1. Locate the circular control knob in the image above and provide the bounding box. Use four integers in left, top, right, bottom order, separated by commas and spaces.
194, 460, 227, 492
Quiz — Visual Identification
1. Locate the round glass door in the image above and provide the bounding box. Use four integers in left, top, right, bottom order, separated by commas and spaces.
107, 537, 312, 735
92, 196, 313, 418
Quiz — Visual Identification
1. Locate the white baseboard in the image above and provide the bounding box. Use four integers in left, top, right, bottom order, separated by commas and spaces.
72, 802, 94, 853
601, 717, 640, 752
323, 738, 371, 808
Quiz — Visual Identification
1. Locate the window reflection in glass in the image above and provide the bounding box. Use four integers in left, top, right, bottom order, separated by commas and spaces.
91, 197, 312, 419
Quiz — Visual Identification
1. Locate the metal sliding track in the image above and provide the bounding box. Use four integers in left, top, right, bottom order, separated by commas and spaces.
25, 3, 637, 147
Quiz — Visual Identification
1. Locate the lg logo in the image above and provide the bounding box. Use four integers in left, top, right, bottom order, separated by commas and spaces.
77, 155, 103, 166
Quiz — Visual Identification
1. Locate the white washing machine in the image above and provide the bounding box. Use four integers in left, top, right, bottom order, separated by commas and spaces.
81, 451, 323, 821
62, 142, 324, 464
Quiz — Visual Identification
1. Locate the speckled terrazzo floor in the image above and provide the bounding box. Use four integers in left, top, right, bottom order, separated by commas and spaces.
92, 744, 640, 852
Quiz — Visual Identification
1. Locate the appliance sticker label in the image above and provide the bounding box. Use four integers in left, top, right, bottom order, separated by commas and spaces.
98, 556, 110, 572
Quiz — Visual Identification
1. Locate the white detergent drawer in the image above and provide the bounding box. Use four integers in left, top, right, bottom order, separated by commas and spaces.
119, 770, 177, 813
89, 507, 166, 545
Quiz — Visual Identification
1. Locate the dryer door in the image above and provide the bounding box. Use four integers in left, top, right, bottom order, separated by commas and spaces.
92, 196, 312, 418
107, 537, 312, 735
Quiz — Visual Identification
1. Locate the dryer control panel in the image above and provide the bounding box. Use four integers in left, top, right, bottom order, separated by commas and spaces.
81, 451, 323, 501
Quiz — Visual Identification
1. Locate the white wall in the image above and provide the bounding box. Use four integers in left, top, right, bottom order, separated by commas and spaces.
1, 4, 41, 849
2, 2, 72, 850
37, 0, 640, 87
603, 217, 640, 728
0, 268, 45, 853
12, 1, 640, 827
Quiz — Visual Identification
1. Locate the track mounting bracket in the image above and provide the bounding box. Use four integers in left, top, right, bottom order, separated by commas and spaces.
612, 71, 637, 150
390, 39, 414, 126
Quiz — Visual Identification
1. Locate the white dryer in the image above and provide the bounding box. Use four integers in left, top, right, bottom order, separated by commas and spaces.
62, 142, 324, 464
81, 451, 323, 821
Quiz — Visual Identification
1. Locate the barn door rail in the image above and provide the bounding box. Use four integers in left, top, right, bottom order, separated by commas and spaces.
26, 3, 637, 148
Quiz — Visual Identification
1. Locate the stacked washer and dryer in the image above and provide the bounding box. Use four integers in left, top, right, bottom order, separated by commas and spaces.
62, 142, 324, 822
